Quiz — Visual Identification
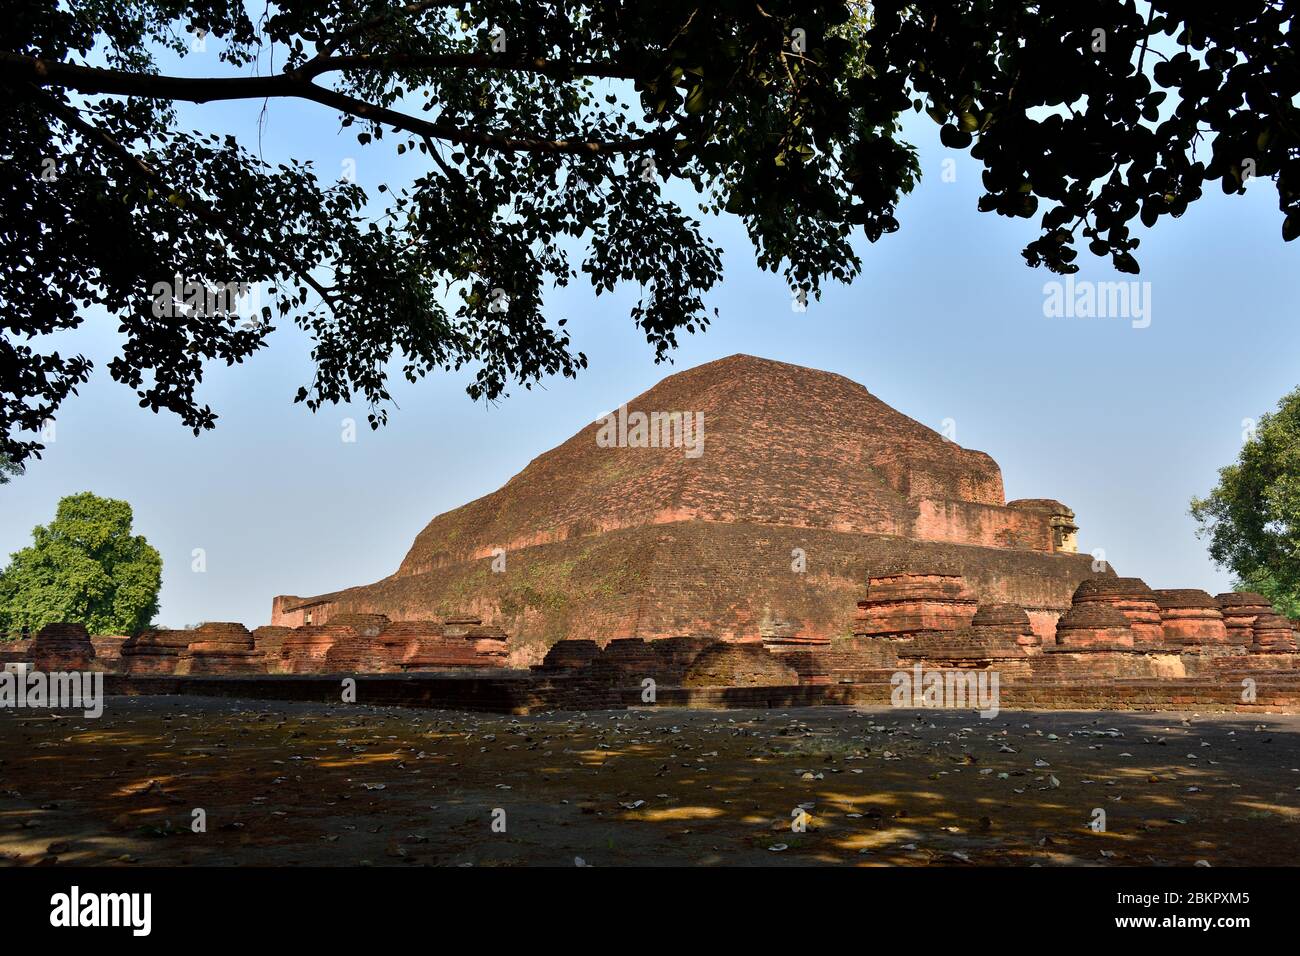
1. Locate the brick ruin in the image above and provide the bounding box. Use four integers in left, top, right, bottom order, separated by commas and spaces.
268, 354, 1099, 657
27, 622, 95, 671
3, 355, 1296, 713
840, 571, 1298, 679
7, 569, 1299, 712
97, 616, 507, 676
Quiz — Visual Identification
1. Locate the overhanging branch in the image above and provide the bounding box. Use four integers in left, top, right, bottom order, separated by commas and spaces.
31, 87, 337, 307
3, 53, 662, 155
298, 52, 636, 81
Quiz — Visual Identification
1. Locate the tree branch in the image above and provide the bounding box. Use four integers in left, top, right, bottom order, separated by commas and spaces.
298, 52, 637, 81
30, 87, 337, 307
2, 53, 664, 155
310, 0, 452, 62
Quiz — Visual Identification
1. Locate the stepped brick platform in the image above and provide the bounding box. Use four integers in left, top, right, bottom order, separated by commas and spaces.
969, 603, 1040, 650
270, 355, 1100, 659
29, 623, 96, 670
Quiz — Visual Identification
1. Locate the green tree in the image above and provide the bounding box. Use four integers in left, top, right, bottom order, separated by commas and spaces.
1191, 387, 1300, 615
1231, 571, 1300, 619
0, 491, 162, 636
4, 2, 1300, 465
0, 452, 21, 484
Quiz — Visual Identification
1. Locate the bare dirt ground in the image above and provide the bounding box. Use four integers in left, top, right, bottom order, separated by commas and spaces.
1, 696, 1297, 866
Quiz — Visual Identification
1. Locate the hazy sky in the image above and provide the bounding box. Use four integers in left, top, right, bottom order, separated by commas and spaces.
4, 45, 1297, 628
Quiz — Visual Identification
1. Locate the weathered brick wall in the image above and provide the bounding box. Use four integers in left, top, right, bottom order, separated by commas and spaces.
912, 498, 1054, 550
681, 642, 801, 687
29, 623, 96, 671
106, 671, 1299, 715
279, 522, 1104, 659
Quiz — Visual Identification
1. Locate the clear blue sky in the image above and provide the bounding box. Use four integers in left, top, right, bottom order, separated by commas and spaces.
4, 46, 1297, 628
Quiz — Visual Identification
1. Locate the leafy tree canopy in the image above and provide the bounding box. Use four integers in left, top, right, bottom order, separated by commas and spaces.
4, 1, 1298, 464
0, 452, 22, 484
0, 491, 162, 635
1232, 571, 1300, 619
1192, 387, 1300, 614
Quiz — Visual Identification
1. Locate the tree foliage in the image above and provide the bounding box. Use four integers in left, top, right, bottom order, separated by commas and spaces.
4, 1, 1299, 464
0, 452, 21, 484
1232, 571, 1300, 619
1192, 387, 1300, 614
0, 491, 162, 635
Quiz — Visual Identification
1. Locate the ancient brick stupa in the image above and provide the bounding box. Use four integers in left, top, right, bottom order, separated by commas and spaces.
186, 623, 263, 675
30, 623, 96, 670
120, 629, 193, 675
1217, 592, 1272, 647
1154, 589, 1229, 646
271, 355, 1099, 658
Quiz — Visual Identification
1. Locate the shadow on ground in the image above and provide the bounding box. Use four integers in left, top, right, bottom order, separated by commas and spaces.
1, 697, 1297, 866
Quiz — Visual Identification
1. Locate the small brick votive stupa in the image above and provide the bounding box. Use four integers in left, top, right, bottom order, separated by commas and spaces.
120, 629, 193, 674
681, 641, 799, 688
853, 568, 980, 637
895, 604, 1035, 678
1216, 592, 1273, 647
30, 622, 96, 671
532, 639, 601, 673
1252, 612, 1299, 653
1154, 589, 1228, 646
401, 620, 509, 670
186, 622, 263, 675
278, 623, 355, 673
586, 637, 662, 684
969, 603, 1041, 650
252, 626, 294, 672
1052, 604, 1136, 650
321, 614, 392, 672
1072, 577, 1165, 646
